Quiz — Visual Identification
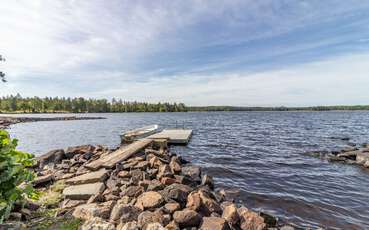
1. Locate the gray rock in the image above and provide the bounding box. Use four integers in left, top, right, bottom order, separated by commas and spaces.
63, 182, 105, 200
110, 203, 141, 223
81, 217, 115, 230
138, 211, 164, 229
173, 209, 201, 228
66, 168, 109, 185
37, 149, 65, 169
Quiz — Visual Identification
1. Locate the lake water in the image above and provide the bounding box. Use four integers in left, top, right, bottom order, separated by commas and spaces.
3, 112, 369, 229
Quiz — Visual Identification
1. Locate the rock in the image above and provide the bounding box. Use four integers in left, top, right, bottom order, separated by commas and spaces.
37, 149, 65, 169
121, 186, 144, 198
118, 170, 131, 178
201, 175, 214, 190
356, 152, 369, 165
66, 168, 109, 185
165, 221, 180, 230
173, 209, 201, 228
33, 174, 54, 187
87, 194, 104, 204
117, 221, 140, 230
260, 212, 277, 228
222, 203, 239, 226
174, 175, 197, 187
164, 202, 181, 214
60, 199, 85, 209
169, 158, 182, 174
150, 156, 164, 168
131, 169, 144, 184
135, 191, 165, 210
66, 145, 95, 159
138, 211, 164, 229
147, 180, 165, 191
198, 189, 222, 215
200, 217, 228, 230
238, 207, 265, 230
73, 200, 116, 220
161, 177, 177, 185
134, 161, 149, 170
181, 165, 201, 181
7, 212, 22, 221
280, 225, 295, 230
157, 165, 173, 179
105, 193, 120, 201
146, 223, 165, 230
161, 183, 193, 205
81, 217, 115, 230
63, 182, 105, 200
186, 191, 202, 211
110, 203, 141, 223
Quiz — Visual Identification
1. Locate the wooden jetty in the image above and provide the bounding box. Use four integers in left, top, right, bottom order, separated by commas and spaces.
148, 129, 193, 144
85, 138, 153, 170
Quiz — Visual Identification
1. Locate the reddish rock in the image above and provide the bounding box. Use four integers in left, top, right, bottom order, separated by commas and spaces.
222, 203, 239, 226
135, 191, 165, 210
161, 177, 177, 185
238, 207, 266, 230
200, 217, 228, 230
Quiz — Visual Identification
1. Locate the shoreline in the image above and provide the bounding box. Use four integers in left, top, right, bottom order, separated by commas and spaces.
0, 116, 106, 129
2, 140, 296, 230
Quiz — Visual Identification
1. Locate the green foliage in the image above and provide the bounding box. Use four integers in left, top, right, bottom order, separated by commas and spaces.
0, 94, 188, 113
0, 130, 36, 223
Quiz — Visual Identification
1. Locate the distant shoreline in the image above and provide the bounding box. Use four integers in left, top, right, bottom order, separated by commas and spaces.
0, 116, 105, 129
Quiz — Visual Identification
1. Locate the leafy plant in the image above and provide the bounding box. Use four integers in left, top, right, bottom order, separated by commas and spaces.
0, 130, 36, 223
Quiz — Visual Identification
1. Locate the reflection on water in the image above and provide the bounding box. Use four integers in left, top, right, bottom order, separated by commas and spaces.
4, 111, 369, 229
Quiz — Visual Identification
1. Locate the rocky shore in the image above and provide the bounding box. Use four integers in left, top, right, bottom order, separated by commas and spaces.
309, 144, 369, 168
0, 116, 106, 129
1, 140, 297, 230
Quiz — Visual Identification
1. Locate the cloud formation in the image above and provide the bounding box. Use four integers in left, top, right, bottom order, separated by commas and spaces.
1, 0, 369, 106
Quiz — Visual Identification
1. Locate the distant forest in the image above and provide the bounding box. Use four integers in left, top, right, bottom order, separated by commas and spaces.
0, 95, 187, 113
189, 105, 369, 111
1, 95, 369, 113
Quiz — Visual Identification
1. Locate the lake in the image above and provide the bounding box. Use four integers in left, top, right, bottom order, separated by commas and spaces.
4, 112, 369, 229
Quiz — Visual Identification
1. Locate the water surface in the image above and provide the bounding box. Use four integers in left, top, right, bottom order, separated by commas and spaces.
3, 112, 369, 229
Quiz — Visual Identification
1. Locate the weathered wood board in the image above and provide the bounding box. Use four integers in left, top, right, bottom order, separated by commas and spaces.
85, 138, 153, 170
148, 129, 193, 144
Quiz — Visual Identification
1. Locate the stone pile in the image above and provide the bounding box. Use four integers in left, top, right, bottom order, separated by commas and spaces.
312, 144, 369, 168
6, 141, 295, 229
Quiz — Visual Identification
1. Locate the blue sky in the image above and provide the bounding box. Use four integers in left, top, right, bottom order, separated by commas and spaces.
1, 0, 369, 106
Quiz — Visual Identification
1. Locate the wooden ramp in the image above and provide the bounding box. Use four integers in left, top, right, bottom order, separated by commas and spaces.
85, 138, 153, 170
148, 129, 193, 144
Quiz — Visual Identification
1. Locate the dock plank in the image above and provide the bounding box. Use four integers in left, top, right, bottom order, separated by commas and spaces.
85, 138, 153, 170
148, 129, 193, 144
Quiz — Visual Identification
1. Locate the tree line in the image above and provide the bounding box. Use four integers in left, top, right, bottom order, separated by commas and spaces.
189, 105, 369, 111
0, 95, 187, 113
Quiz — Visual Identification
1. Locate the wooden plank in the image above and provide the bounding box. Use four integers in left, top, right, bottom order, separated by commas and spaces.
85, 138, 153, 170
148, 129, 193, 144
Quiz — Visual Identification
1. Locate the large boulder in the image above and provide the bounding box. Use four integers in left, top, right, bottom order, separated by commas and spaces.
72, 200, 116, 220
187, 189, 222, 216
135, 191, 165, 210
65, 145, 95, 159
238, 207, 265, 230
161, 183, 192, 205
117, 221, 140, 230
137, 211, 164, 229
222, 203, 239, 226
66, 168, 109, 185
200, 217, 228, 230
181, 165, 201, 181
63, 182, 105, 200
37, 149, 65, 169
173, 209, 201, 228
81, 217, 115, 230
110, 203, 141, 224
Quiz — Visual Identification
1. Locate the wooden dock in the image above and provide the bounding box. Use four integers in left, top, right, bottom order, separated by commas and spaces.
85, 138, 153, 170
148, 129, 193, 144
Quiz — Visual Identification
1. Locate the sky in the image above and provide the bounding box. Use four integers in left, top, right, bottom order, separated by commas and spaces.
1, 0, 369, 106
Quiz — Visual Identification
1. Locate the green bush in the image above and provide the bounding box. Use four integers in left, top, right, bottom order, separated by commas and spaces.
0, 130, 36, 223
